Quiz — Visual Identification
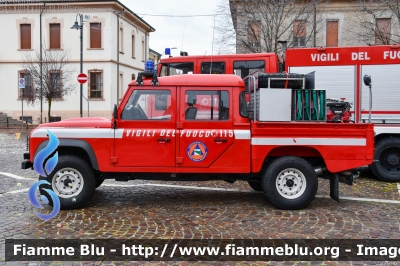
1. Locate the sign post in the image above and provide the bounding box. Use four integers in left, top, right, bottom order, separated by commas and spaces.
19, 78, 25, 132
77, 73, 88, 117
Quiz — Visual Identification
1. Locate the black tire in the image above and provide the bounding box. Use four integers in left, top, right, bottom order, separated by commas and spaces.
262, 156, 318, 210
39, 155, 96, 210
370, 137, 400, 182
258, 73, 304, 89
248, 180, 263, 191
95, 179, 105, 188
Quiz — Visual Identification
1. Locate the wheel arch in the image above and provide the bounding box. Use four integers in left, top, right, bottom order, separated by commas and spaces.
375, 133, 400, 143
34, 139, 99, 170
370, 134, 400, 182
263, 146, 325, 169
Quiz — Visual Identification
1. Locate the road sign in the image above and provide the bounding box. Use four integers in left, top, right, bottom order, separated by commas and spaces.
77, 73, 87, 84
19, 78, 25, 89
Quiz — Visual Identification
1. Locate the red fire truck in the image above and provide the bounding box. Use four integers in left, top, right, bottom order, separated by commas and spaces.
22, 73, 374, 210
157, 45, 400, 182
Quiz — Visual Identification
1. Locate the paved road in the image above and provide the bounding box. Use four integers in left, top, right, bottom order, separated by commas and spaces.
1, 133, 400, 265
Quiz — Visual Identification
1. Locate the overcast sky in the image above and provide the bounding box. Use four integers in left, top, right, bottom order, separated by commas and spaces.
120, 0, 223, 57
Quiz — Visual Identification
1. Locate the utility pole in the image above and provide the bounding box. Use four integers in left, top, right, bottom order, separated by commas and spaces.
40, 2, 46, 124
71, 14, 84, 117
114, 10, 124, 104
313, 2, 317, 47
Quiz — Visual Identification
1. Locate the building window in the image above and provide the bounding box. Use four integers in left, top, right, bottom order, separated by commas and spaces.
88, 70, 103, 98
49, 71, 62, 99
119, 26, 124, 53
20, 24, 31, 49
142, 38, 145, 61
247, 20, 261, 47
375, 18, 391, 45
49, 23, 61, 49
293, 20, 306, 47
90, 23, 102, 48
18, 71, 34, 100
326, 20, 338, 47
132, 35, 135, 58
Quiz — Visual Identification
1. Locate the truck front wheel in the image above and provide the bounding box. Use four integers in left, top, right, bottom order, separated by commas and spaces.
39, 155, 96, 210
247, 180, 263, 191
262, 156, 318, 210
370, 137, 400, 182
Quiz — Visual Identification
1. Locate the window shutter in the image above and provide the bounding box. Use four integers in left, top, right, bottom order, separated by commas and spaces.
50, 24, 61, 49
248, 20, 261, 44
293, 20, 306, 47
375, 18, 391, 45
132, 35, 135, 57
20, 24, 31, 49
293, 20, 306, 37
90, 23, 102, 48
326, 21, 338, 47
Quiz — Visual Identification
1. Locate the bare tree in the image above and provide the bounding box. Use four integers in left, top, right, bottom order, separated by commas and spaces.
223, 0, 328, 54
213, 0, 237, 54
22, 48, 75, 121
351, 0, 400, 45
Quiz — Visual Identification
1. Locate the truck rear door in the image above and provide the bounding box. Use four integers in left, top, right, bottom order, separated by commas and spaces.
114, 87, 176, 167
177, 87, 234, 169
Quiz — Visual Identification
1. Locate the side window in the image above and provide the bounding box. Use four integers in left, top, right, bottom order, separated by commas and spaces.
159, 62, 194, 76
185, 90, 229, 121
121, 90, 171, 120
200, 62, 225, 74
233, 60, 265, 79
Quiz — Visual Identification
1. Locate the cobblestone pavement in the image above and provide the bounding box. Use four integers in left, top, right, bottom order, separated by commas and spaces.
1, 133, 400, 265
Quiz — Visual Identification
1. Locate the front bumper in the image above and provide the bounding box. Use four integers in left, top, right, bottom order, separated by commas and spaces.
21, 160, 33, 169
21, 152, 32, 169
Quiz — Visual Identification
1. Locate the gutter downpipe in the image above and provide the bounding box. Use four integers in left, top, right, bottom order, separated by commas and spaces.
40, 2, 46, 124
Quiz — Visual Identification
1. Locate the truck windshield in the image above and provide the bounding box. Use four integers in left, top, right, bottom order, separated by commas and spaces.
159, 62, 194, 76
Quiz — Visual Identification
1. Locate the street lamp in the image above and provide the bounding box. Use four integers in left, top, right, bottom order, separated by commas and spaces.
71, 13, 83, 117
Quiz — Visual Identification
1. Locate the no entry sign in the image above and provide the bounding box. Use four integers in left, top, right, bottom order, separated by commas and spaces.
77, 73, 87, 84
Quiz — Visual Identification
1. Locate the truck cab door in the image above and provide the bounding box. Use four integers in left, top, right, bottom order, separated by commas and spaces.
114, 87, 176, 168
178, 87, 234, 169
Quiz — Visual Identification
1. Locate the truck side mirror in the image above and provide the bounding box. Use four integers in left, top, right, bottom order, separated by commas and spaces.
113, 104, 118, 119
113, 104, 118, 129
363, 75, 371, 87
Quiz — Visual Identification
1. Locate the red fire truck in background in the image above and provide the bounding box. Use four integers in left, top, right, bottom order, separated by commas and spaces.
157, 45, 400, 182
22, 73, 374, 210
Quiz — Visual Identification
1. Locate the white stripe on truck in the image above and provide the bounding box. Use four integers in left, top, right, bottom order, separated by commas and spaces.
251, 137, 366, 146
31, 128, 124, 139
233, 130, 251, 139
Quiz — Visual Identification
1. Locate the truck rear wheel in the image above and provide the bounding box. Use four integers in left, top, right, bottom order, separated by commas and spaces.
39, 155, 96, 210
262, 156, 318, 210
370, 137, 400, 182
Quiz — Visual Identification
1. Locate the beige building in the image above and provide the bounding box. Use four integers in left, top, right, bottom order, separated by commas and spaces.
149, 48, 162, 64
0, 0, 154, 124
230, 0, 400, 53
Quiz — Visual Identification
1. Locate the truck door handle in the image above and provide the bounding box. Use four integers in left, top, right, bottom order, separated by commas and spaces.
214, 138, 227, 143
157, 138, 171, 143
